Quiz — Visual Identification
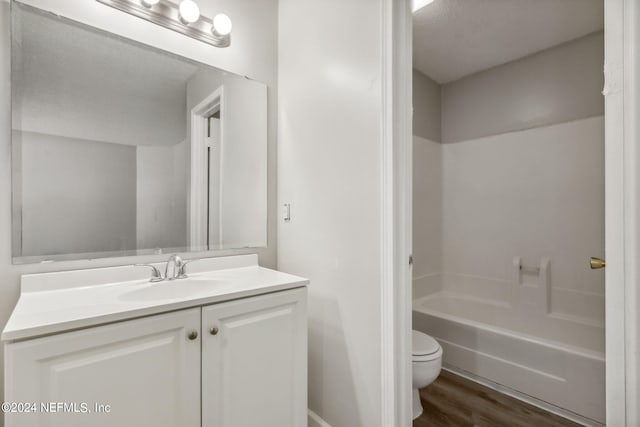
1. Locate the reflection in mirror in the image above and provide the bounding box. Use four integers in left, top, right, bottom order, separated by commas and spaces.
11, 2, 267, 264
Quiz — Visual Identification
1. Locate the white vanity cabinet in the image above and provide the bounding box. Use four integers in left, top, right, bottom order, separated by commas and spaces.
5, 308, 202, 427
4, 284, 307, 427
202, 288, 307, 427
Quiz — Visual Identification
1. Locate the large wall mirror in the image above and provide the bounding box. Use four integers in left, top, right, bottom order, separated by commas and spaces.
11, 2, 267, 264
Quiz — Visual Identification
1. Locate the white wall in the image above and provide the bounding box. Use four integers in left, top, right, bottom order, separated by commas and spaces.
136, 142, 188, 250
15, 131, 137, 257
0, 1, 277, 422
218, 78, 267, 248
277, 0, 385, 425
412, 136, 442, 299
412, 70, 441, 142
412, 66, 443, 302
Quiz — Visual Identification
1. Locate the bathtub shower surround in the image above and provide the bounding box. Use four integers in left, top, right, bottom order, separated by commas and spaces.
412, 29, 605, 424
413, 295, 604, 424
412, 117, 605, 424
412, 134, 442, 300
413, 237, 604, 424
414, 117, 607, 422
412, 246, 605, 422
413, 117, 605, 328
439, 117, 605, 327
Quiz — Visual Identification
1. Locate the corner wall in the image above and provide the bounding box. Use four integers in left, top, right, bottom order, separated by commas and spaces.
412, 69, 441, 142
412, 135, 442, 299
412, 69, 442, 299
277, 0, 385, 425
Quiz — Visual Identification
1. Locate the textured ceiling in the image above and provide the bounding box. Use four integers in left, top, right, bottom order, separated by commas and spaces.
413, 0, 603, 84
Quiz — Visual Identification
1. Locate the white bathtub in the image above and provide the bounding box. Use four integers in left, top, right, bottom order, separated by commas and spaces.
413, 291, 605, 424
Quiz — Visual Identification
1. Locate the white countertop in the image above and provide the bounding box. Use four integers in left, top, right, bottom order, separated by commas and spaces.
2, 255, 308, 342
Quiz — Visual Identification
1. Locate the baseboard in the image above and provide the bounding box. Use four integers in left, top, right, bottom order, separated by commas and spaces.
308, 409, 332, 427
443, 366, 604, 427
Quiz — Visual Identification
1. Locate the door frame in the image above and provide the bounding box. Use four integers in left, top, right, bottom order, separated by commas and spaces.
188, 87, 224, 251
207, 116, 222, 249
605, 0, 639, 425
382, 0, 413, 425
386, 0, 639, 425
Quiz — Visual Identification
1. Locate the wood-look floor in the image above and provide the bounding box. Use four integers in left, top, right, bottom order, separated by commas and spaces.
413, 370, 583, 427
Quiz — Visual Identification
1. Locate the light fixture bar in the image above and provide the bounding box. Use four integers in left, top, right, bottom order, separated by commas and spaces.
96, 0, 230, 48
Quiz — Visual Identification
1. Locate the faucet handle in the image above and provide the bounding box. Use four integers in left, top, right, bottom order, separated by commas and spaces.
177, 259, 199, 279
134, 264, 164, 282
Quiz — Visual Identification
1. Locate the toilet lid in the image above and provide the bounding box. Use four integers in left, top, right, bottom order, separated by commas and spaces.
412, 330, 440, 356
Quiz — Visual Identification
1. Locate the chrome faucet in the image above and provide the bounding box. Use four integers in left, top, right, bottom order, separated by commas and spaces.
134, 263, 164, 282
164, 254, 183, 281
135, 255, 198, 282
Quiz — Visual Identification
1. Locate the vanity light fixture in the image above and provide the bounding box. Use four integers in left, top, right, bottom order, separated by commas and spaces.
178, 0, 200, 24
96, 0, 231, 48
212, 13, 232, 37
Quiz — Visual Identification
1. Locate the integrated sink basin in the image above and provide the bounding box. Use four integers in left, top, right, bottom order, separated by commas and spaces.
118, 278, 227, 301
2, 254, 309, 341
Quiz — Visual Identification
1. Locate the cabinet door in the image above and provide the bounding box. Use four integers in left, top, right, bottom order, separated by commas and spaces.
202, 287, 307, 427
5, 309, 201, 427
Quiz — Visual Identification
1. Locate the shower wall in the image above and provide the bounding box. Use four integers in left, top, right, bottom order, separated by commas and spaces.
413, 32, 605, 326
412, 70, 443, 299
441, 117, 604, 323
413, 135, 441, 298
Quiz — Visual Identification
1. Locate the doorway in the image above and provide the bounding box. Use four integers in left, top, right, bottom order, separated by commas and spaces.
395, 0, 638, 425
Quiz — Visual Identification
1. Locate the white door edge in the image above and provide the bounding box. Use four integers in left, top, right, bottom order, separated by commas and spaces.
381, 0, 413, 425
605, 0, 639, 425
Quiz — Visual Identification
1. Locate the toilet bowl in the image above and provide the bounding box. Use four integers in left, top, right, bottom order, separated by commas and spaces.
412, 330, 442, 420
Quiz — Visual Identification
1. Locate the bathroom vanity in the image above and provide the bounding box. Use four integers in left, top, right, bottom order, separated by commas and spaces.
3, 255, 308, 427
4, 2, 304, 426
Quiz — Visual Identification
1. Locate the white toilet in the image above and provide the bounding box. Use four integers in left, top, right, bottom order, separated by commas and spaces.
412, 330, 443, 419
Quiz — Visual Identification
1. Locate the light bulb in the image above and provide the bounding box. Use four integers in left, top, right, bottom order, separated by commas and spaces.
212, 14, 232, 36
141, 0, 160, 7
179, 0, 200, 24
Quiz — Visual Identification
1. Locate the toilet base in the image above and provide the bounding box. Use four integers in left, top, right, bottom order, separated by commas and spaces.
412, 388, 423, 420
